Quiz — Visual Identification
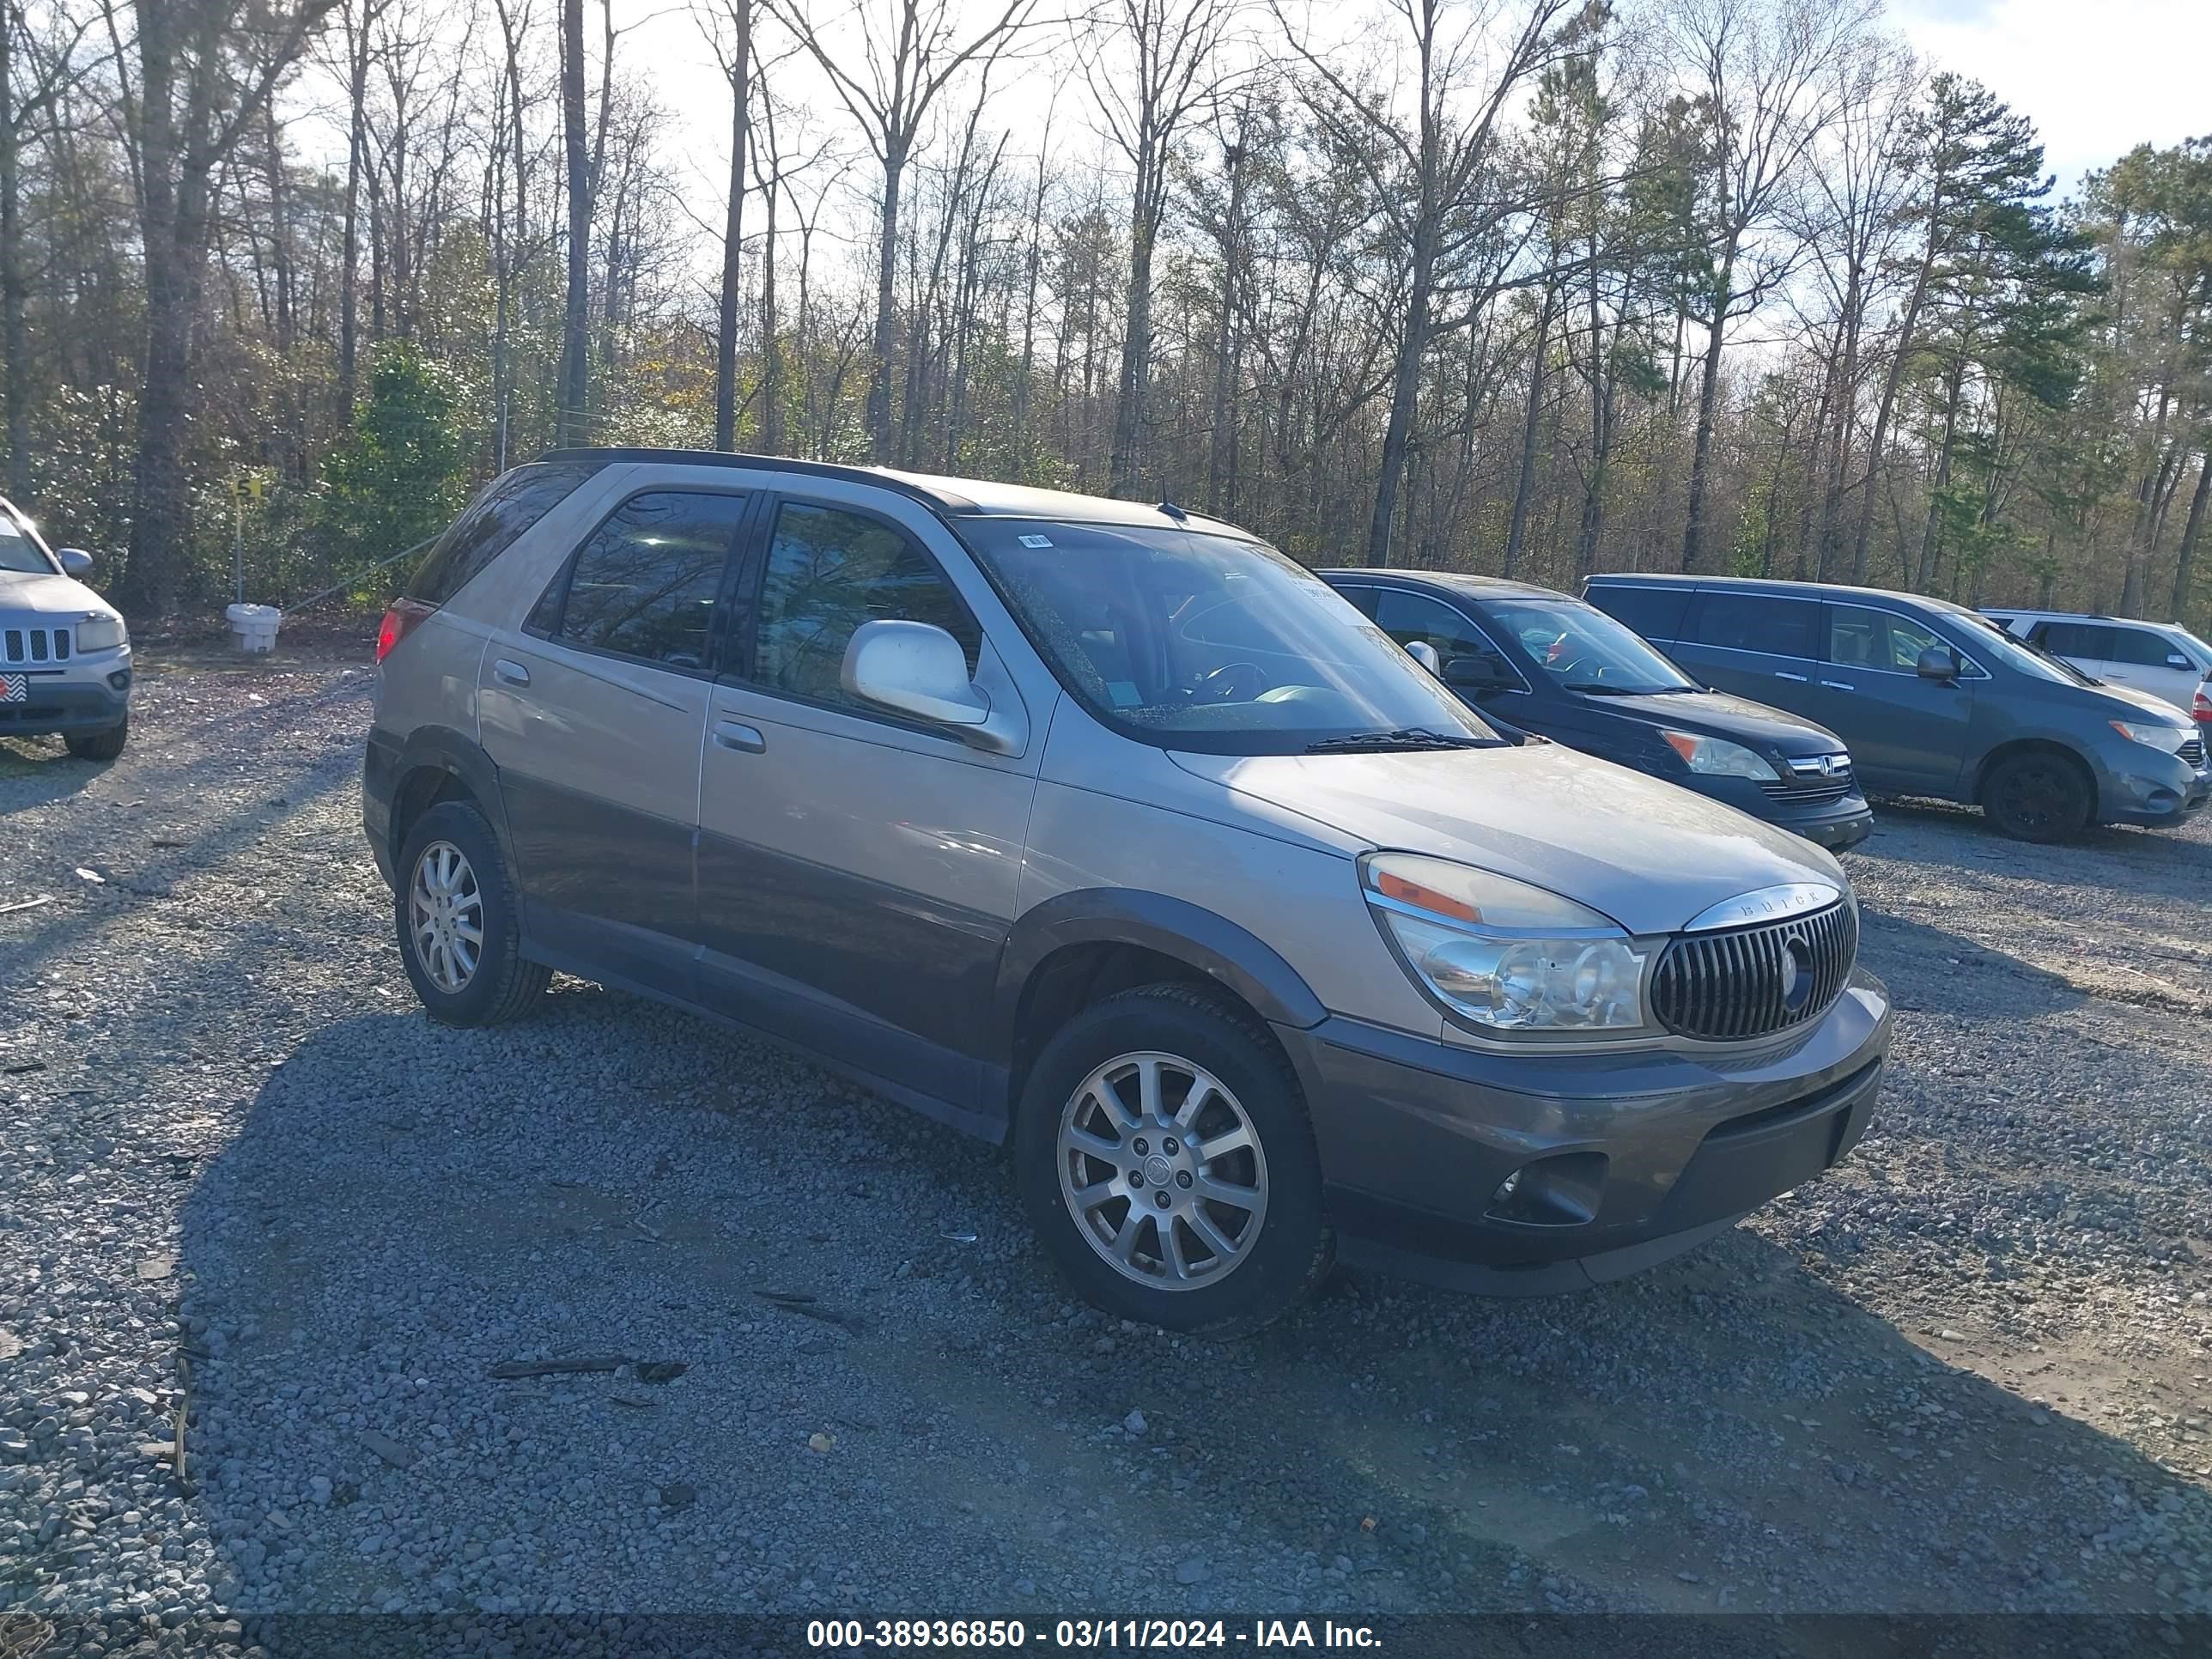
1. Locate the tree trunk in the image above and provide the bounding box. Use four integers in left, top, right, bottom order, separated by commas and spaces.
1678, 272, 1729, 573
0, 6, 28, 502
337, 0, 371, 423
1504, 284, 1557, 578
1109, 179, 1158, 499
713, 0, 750, 450
2169, 447, 2209, 625
865, 149, 905, 465
1204, 143, 1246, 519
1851, 196, 1942, 583
557, 0, 592, 445
1366, 234, 1433, 569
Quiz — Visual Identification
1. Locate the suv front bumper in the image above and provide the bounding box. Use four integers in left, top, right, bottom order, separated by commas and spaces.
0, 667, 131, 738
1274, 973, 1890, 1294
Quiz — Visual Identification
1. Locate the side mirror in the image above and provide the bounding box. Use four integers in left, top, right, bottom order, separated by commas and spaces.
1404, 640, 1442, 674
1916, 645, 1959, 682
57, 548, 94, 576
844, 618, 990, 726
1443, 655, 1512, 691
2167, 654, 2191, 670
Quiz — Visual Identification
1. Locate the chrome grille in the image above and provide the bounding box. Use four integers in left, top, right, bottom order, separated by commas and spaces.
3, 625, 69, 664
1651, 901, 1857, 1042
1760, 754, 1855, 805
2183, 735, 2205, 769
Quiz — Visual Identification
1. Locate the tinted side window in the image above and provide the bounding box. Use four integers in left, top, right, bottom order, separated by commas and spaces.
539, 490, 744, 669
1372, 589, 1501, 665
1332, 584, 1381, 619
1587, 583, 1690, 641
2106, 626, 2182, 667
408, 461, 601, 605
1692, 593, 1820, 659
748, 503, 980, 708
2032, 621, 2114, 659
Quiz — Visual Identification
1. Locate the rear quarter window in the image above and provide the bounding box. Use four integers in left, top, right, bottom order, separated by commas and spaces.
1584, 582, 1689, 642
407, 461, 603, 605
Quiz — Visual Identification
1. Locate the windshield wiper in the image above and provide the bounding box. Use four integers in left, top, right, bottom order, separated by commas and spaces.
1304, 726, 1501, 754
1562, 683, 1696, 696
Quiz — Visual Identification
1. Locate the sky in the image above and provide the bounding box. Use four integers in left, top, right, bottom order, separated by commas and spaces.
1885, 0, 2210, 191
617, 0, 2212, 228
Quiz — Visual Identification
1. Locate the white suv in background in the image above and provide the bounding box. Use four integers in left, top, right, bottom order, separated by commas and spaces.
1982, 609, 2212, 718
0, 495, 132, 759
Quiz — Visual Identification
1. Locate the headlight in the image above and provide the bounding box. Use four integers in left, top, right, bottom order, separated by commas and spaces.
76, 614, 127, 653
1361, 854, 1648, 1036
1659, 729, 1778, 780
2111, 720, 2189, 755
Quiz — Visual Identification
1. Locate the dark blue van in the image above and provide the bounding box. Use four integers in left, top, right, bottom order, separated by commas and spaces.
1583, 574, 2208, 842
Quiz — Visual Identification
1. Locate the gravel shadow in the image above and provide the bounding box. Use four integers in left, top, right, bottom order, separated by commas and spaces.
163, 994, 2212, 1620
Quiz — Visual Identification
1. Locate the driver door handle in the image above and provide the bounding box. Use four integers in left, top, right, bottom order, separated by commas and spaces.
1820, 679, 1854, 690
1774, 671, 1808, 683
493, 659, 531, 687
713, 720, 766, 754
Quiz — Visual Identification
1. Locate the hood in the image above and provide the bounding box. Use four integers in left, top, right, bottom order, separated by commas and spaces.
1168, 743, 1845, 937
2087, 679, 2194, 728
1571, 686, 1847, 755
0, 567, 108, 620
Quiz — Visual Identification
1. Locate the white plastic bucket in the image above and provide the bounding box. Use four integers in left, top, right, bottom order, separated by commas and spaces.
225, 603, 283, 653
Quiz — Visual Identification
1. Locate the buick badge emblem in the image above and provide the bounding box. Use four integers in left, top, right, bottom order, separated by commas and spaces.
1779, 935, 1814, 1012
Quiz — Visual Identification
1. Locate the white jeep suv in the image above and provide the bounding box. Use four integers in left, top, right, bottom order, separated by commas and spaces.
0, 495, 131, 759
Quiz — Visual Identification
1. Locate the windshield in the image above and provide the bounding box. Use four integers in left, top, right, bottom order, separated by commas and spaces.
0, 508, 55, 575
1961, 615, 2096, 686
1487, 596, 1698, 694
963, 520, 1498, 755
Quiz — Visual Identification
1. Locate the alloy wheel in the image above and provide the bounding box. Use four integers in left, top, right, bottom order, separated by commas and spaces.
1056, 1051, 1269, 1291
408, 839, 484, 993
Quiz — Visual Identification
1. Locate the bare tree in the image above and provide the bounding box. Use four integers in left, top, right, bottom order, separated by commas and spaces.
114, 0, 342, 611
1662, 0, 1872, 573
763, 0, 1043, 462
1085, 0, 1237, 497
1284, 0, 1600, 567
555, 0, 588, 442
700, 0, 751, 448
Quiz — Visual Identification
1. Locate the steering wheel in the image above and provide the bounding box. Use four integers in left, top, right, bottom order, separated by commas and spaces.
1194, 662, 1265, 702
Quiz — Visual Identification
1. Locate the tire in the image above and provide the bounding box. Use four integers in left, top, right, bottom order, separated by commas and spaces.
1013, 984, 1333, 1338
1980, 750, 2094, 843
392, 799, 550, 1025
64, 710, 128, 761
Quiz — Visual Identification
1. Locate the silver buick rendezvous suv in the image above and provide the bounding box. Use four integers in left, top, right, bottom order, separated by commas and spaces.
364, 450, 1891, 1334
0, 495, 131, 759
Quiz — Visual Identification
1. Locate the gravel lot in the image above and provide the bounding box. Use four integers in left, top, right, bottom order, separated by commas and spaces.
3, 641, 2211, 1639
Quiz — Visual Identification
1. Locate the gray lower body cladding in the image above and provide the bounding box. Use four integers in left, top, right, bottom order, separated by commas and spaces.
1280, 976, 1890, 1293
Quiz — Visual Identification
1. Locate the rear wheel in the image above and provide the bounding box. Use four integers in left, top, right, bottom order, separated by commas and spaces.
1014, 985, 1331, 1337
64, 710, 128, 761
1981, 750, 2093, 842
393, 799, 549, 1024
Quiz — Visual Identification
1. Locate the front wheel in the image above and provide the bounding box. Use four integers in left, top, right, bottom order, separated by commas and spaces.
1013, 985, 1332, 1337
392, 799, 549, 1025
1981, 750, 2093, 842
64, 710, 129, 761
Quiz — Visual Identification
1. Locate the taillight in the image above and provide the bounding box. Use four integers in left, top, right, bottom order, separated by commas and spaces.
375, 598, 435, 664
2193, 685, 2211, 726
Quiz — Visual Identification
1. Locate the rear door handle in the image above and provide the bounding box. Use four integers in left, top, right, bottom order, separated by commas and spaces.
1774, 671, 1808, 683
713, 720, 766, 754
493, 659, 531, 687
1820, 679, 1854, 690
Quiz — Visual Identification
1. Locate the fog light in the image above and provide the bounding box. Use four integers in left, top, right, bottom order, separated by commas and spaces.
107, 669, 131, 691
1485, 1152, 1607, 1226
